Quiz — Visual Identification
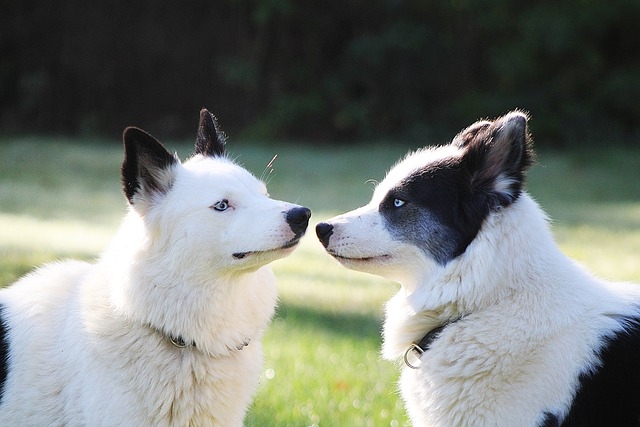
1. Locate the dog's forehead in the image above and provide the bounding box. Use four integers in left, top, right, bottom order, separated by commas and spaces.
181, 155, 266, 191
184, 155, 249, 176
372, 144, 462, 203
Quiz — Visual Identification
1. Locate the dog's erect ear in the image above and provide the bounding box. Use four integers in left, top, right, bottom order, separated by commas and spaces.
457, 111, 535, 207
452, 120, 492, 149
195, 108, 226, 157
121, 127, 179, 205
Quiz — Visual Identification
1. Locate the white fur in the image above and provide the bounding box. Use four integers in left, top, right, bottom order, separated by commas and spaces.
0, 153, 302, 426
320, 146, 640, 426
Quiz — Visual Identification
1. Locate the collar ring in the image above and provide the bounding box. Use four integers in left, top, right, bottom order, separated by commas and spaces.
403, 343, 425, 369
169, 335, 188, 348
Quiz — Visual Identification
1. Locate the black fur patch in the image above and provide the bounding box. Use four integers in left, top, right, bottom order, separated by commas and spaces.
540, 412, 560, 427
560, 317, 640, 426
0, 304, 9, 402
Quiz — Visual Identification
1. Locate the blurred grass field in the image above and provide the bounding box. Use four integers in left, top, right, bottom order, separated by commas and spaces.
1, 136, 639, 426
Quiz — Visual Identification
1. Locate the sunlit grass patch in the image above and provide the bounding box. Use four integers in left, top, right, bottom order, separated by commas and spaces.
0, 212, 119, 286
248, 304, 407, 427
550, 203, 640, 282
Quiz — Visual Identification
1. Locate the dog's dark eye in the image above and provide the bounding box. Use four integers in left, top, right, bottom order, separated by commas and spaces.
211, 199, 229, 212
393, 198, 406, 208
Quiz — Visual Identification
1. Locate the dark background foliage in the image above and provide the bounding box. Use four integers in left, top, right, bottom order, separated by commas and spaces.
2, 0, 639, 146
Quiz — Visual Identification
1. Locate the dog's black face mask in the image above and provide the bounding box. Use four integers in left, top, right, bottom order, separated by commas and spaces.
380, 112, 533, 265
378, 160, 468, 265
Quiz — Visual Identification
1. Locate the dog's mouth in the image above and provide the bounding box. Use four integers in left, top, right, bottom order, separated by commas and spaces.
232, 237, 302, 260
329, 251, 391, 263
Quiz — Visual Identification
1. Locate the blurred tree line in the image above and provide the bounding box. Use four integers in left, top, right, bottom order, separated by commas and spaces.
1, 0, 639, 146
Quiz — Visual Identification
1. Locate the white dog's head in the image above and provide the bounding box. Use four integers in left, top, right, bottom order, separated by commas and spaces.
316, 111, 533, 291
120, 109, 311, 275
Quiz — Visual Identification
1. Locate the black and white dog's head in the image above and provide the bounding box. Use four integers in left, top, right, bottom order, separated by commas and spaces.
316, 111, 534, 286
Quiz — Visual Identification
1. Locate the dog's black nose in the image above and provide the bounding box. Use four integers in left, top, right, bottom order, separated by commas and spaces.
286, 207, 311, 236
315, 222, 333, 248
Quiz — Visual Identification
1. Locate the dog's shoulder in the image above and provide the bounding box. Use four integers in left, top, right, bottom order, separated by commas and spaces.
558, 312, 640, 426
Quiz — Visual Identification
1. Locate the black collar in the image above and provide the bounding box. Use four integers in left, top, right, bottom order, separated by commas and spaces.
403, 318, 462, 369
167, 333, 251, 353
168, 334, 193, 348
150, 325, 251, 354
416, 324, 448, 353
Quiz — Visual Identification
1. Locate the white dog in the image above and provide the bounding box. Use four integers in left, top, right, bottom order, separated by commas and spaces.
0, 109, 311, 426
317, 112, 640, 426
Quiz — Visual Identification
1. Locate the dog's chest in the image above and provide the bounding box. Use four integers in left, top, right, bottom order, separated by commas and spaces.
99, 343, 262, 426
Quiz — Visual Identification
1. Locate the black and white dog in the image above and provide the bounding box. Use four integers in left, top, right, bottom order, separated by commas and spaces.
317, 112, 640, 426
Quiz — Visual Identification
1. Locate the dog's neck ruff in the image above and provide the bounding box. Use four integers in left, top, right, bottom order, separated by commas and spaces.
403, 318, 462, 369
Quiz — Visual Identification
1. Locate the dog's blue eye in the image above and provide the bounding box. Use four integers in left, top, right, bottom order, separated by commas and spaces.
212, 199, 229, 212
394, 199, 405, 208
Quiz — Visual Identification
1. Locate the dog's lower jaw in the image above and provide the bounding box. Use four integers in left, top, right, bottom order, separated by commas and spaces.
232, 239, 302, 260
330, 252, 391, 264
329, 252, 404, 280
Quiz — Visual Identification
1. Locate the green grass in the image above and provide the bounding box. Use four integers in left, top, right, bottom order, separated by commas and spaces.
1, 136, 639, 426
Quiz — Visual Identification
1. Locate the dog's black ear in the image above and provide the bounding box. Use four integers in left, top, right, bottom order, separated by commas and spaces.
452, 119, 492, 149
195, 108, 226, 157
458, 111, 535, 207
122, 127, 179, 205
